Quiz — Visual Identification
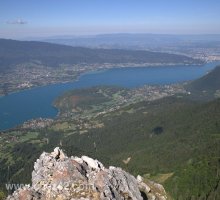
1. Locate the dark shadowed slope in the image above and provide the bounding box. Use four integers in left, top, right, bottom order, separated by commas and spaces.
186, 65, 220, 100
188, 65, 220, 91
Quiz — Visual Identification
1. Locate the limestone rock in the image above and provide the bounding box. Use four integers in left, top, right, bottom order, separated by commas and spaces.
7, 147, 167, 200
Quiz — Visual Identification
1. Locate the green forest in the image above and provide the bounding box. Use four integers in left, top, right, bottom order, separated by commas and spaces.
0, 66, 220, 200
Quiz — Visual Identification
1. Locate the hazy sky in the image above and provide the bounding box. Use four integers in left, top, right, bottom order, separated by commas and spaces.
0, 0, 220, 39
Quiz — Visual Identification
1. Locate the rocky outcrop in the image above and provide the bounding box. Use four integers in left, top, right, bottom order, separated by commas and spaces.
7, 147, 167, 200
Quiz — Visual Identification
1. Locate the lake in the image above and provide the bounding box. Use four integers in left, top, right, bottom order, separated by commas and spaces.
0, 62, 219, 131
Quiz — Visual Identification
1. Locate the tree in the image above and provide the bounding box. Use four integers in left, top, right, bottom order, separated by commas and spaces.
0, 191, 6, 200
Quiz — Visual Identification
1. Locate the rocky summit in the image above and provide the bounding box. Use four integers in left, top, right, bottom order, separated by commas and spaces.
7, 147, 167, 200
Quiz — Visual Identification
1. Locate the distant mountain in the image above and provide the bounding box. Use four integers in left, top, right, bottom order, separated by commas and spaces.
42, 33, 220, 49
186, 66, 220, 100
0, 38, 201, 72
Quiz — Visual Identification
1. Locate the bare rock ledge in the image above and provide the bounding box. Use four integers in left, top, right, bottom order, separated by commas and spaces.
7, 147, 167, 200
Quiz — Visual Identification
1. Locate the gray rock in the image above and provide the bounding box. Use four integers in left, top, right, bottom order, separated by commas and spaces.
7, 147, 167, 200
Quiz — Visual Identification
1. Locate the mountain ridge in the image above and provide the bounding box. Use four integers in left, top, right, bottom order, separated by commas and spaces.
0, 38, 201, 72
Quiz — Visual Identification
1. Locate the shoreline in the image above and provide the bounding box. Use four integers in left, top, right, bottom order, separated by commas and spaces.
0, 62, 205, 97
0, 61, 218, 132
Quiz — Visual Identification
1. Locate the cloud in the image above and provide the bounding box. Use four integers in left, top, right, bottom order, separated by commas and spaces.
6, 18, 27, 25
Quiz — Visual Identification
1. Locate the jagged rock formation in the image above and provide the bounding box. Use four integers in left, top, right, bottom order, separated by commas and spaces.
7, 147, 167, 200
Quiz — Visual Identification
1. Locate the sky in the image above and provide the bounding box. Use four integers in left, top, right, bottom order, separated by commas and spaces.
0, 0, 220, 39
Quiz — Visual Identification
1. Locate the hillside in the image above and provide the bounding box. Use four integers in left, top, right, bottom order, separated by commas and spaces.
1, 96, 220, 199
186, 66, 220, 100
1, 66, 220, 199
0, 38, 203, 96
0, 39, 201, 72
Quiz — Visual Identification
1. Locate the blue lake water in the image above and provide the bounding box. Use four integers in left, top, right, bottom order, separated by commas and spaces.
0, 62, 219, 131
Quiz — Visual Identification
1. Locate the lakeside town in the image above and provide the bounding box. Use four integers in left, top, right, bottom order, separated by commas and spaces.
4, 84, 187, 132
0, 60, 203, 96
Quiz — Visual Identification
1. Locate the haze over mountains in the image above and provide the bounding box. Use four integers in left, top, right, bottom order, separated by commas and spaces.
42, 33, 220, 48
40, 33, 220, 60
0, 38, 203, 96
35, 33, 220, 61
0, 38, 201, 72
